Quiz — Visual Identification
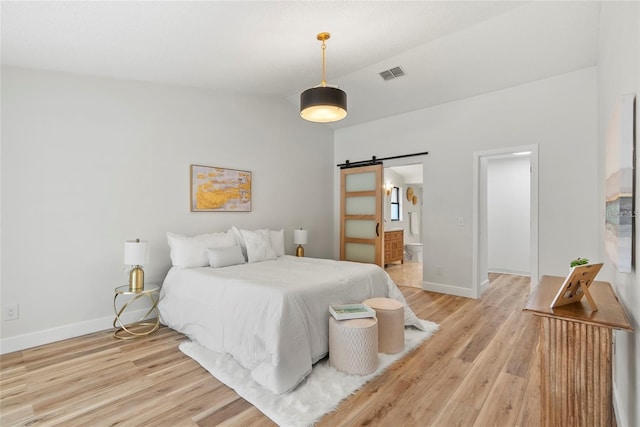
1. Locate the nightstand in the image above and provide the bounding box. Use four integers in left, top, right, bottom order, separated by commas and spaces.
113, 284, 160, 339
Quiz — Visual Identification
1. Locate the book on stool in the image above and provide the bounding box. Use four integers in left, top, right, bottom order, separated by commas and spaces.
329, 303, 376, 320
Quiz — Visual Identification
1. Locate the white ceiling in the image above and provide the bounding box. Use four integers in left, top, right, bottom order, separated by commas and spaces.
1, 1, 600, 128
388, 164, 424, 184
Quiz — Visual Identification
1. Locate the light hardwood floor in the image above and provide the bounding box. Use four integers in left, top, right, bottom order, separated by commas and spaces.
385, 261, 422, 289
1, 271, 541, 426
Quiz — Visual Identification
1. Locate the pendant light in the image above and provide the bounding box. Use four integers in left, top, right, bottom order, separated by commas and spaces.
300, 32, 347, 123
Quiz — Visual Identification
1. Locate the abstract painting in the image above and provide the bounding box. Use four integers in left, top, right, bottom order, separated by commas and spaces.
190, 164, 251, 212
605, 94, 635, 273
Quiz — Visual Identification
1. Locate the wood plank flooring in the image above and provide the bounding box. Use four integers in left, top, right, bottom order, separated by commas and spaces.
1, 272, 541, 426
385, 262, 422, 289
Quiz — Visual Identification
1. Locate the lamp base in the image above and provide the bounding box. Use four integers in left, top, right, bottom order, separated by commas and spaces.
296, 245, 305, 257
129, 266, 144, 292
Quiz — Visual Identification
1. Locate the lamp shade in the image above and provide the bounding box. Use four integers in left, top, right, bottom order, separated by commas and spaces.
293, 229, 308, 245
124, 239, 149, 266
300, 87, 347, 123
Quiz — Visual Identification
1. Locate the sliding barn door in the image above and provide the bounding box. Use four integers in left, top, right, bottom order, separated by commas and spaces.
340, 164, 384, 267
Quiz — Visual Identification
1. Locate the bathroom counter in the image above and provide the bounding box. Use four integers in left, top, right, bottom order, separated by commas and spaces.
384, 230, 403, 266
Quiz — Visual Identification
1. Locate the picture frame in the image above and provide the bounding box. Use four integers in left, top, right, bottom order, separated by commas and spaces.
190, 164, 252, 212
550, 263, 603, 311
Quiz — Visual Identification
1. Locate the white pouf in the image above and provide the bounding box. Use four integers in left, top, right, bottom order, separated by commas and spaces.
362, 297, 405, 354
329, 317, 378, 375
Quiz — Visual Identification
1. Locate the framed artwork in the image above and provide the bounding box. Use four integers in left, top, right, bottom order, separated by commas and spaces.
550, 263, 603, 311
604, 94, 635, 273
190, 164, 251, 212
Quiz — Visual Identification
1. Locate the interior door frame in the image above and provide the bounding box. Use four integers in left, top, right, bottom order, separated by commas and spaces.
472, 144, 539, 298
340, 164, 384, 266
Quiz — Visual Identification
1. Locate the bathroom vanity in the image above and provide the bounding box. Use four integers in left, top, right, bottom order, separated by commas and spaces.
384, 230, 404, 265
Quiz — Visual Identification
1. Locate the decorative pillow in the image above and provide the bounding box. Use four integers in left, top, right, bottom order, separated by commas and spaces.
231, 226, 248, 260
206, 245, 245, 268
240, 229, 277, 263
167, 231, 236, 268
270, 229, 285, 257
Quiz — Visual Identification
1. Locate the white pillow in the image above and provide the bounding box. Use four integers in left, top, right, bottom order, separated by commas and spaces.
167, 231, 236, 268
240, 229, 277, 263
270, 229, 285, 257
206, 245, 245, 268
231, 226, 248, 260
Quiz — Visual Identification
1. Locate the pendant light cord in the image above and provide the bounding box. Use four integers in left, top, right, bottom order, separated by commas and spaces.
316, 32, 331, 88
321, 39, 327, 87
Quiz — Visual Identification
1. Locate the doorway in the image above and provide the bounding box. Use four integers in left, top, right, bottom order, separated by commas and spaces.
384, 163, 424, 288
473, 145, 539, 298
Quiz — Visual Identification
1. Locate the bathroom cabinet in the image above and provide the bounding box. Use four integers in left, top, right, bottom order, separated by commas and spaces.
384, 230, 404, 266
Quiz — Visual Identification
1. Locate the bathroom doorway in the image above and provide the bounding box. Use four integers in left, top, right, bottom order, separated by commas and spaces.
383, 163, 424, 288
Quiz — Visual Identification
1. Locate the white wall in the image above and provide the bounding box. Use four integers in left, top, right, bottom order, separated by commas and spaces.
335, 67, 598, 297
487, 156, 530, 275
0, 66, 335, 353
404, 185, 422, 245
597, 3, 640, 426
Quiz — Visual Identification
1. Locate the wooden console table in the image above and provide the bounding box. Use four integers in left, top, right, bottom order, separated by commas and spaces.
524, 276, 633, 426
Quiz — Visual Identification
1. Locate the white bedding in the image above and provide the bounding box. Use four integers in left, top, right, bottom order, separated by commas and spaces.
158, 255, 422, 394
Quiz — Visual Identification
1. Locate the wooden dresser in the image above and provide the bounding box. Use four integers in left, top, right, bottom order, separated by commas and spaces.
384, 230, 403, 266
523, 276, 633, 426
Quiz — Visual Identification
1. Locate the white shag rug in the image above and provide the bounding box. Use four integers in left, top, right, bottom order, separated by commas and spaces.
179, 319, 439, 427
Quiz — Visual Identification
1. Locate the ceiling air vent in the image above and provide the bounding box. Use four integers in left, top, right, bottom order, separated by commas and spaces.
379, 66, 406, 81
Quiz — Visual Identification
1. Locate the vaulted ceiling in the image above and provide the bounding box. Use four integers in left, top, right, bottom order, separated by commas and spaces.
1, 1, 600, 128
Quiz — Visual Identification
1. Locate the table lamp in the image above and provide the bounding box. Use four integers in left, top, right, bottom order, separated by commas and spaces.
293, 228, 308, 257
124, 238, 148, 292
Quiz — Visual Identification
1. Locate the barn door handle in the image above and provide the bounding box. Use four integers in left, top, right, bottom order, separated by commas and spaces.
376, 222, 380, 237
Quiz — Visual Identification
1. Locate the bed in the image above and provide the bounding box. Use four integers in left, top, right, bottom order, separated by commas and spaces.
159, 236, 422, 394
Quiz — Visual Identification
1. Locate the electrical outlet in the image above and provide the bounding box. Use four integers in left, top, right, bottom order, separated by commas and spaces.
3, 304, 19, 321
457, 216, 464, 226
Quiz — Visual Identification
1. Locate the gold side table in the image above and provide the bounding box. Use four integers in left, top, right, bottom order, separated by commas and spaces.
113, 284, 160, 340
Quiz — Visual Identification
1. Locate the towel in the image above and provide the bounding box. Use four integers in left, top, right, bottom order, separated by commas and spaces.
410, 212, 419, 236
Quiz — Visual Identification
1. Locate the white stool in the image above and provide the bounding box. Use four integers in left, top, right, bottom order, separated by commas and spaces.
329, 317, 378, 375
362, 297, 404, 354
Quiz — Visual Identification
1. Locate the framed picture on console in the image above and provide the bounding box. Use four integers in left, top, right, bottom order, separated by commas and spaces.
190, 164, 252, 212
550, 263, 603, 311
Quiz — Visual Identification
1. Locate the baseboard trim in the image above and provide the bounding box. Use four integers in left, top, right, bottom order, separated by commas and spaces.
0, 308, 151, 355
422, 281, 476, 299
480, 279, 491, 294
488, 268, 531, 277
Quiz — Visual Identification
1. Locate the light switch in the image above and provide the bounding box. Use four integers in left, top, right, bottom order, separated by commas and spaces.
457, 216, 464, 226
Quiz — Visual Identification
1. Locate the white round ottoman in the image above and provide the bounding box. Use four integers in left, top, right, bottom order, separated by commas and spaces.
362, 297, 405, 354
329, 316, 378, 375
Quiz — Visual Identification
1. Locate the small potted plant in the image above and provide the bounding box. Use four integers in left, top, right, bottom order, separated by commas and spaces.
570, 257, 589, 267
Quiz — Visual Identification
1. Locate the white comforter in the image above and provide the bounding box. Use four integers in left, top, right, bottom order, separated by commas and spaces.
158, 256, 422, 394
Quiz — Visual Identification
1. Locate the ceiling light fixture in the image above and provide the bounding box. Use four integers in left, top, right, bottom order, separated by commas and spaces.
300, 32, 347, 123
